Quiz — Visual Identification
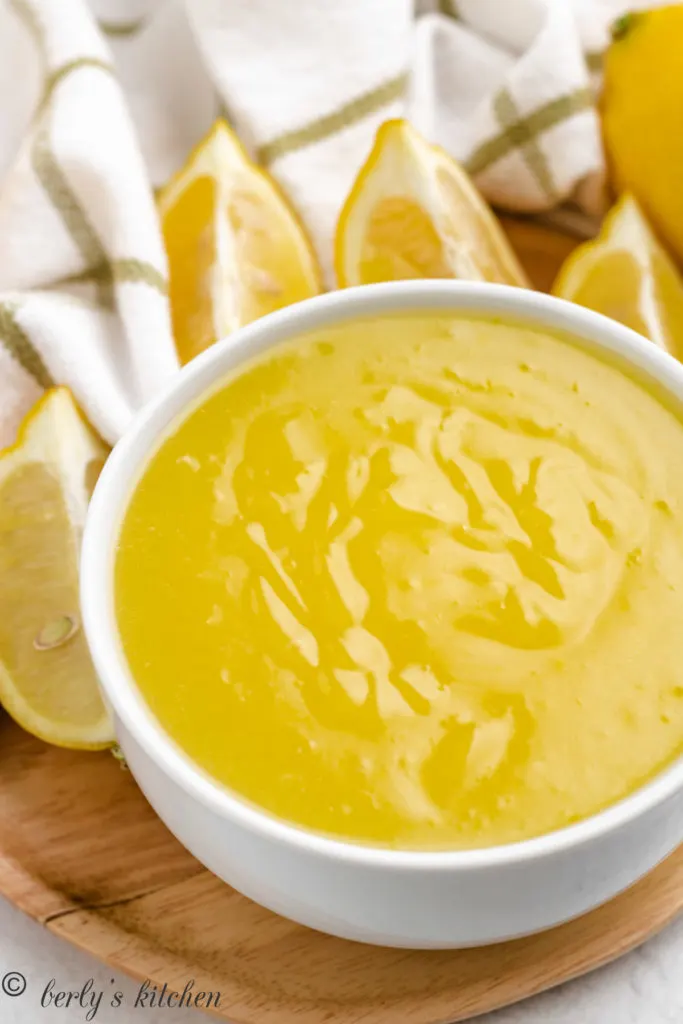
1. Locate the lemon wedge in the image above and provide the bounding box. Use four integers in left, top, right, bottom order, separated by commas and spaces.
0, 388, 114, 749
553, 193, 683, 359
335, 119, 528, 289
159, 119, 323, 365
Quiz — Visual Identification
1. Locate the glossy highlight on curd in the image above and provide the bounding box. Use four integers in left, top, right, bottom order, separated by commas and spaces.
115, 313, 683, 849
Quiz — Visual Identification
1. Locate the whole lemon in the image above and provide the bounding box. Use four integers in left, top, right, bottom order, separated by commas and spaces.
602, 6, 683, 265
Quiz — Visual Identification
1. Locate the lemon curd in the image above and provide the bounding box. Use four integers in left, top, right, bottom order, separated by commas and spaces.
116, 314, 683, 849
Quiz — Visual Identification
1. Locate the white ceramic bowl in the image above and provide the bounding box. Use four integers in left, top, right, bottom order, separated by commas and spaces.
81, 281, 683, 949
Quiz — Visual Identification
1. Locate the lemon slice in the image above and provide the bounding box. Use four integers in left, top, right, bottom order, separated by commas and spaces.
335, 119, 529, 289
0, 388, 114, 749
553, 193, 683, 359
159, 119, 323, 365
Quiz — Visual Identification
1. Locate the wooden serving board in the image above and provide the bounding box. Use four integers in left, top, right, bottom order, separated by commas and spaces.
2, 218, 682, 1024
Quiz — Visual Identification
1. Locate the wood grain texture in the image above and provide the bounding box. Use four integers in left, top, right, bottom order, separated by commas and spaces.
499, 214, 581, 292
2, 220, 680, 1024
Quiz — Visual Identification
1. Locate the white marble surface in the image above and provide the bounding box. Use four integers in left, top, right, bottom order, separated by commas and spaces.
0, 893, 681, 1023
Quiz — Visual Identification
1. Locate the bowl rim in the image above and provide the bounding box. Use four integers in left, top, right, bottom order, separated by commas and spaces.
81, 279, 683, 871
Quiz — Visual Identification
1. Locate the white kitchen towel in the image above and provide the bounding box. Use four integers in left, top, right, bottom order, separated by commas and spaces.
0, 0, 654, 448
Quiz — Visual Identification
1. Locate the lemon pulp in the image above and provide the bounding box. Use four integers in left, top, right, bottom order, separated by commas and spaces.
0, 388, 114, 749
159, 120, 321, 366
335, 119, 528, 289
116, 314, 683, 849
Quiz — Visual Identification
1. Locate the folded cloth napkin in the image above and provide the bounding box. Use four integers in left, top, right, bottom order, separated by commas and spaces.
0, 0, 659, 449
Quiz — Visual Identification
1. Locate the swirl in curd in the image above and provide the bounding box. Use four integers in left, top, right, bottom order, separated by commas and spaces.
116, 314, 683, 848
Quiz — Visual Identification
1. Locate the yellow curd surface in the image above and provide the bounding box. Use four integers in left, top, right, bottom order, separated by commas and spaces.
116, 314, 683, 849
